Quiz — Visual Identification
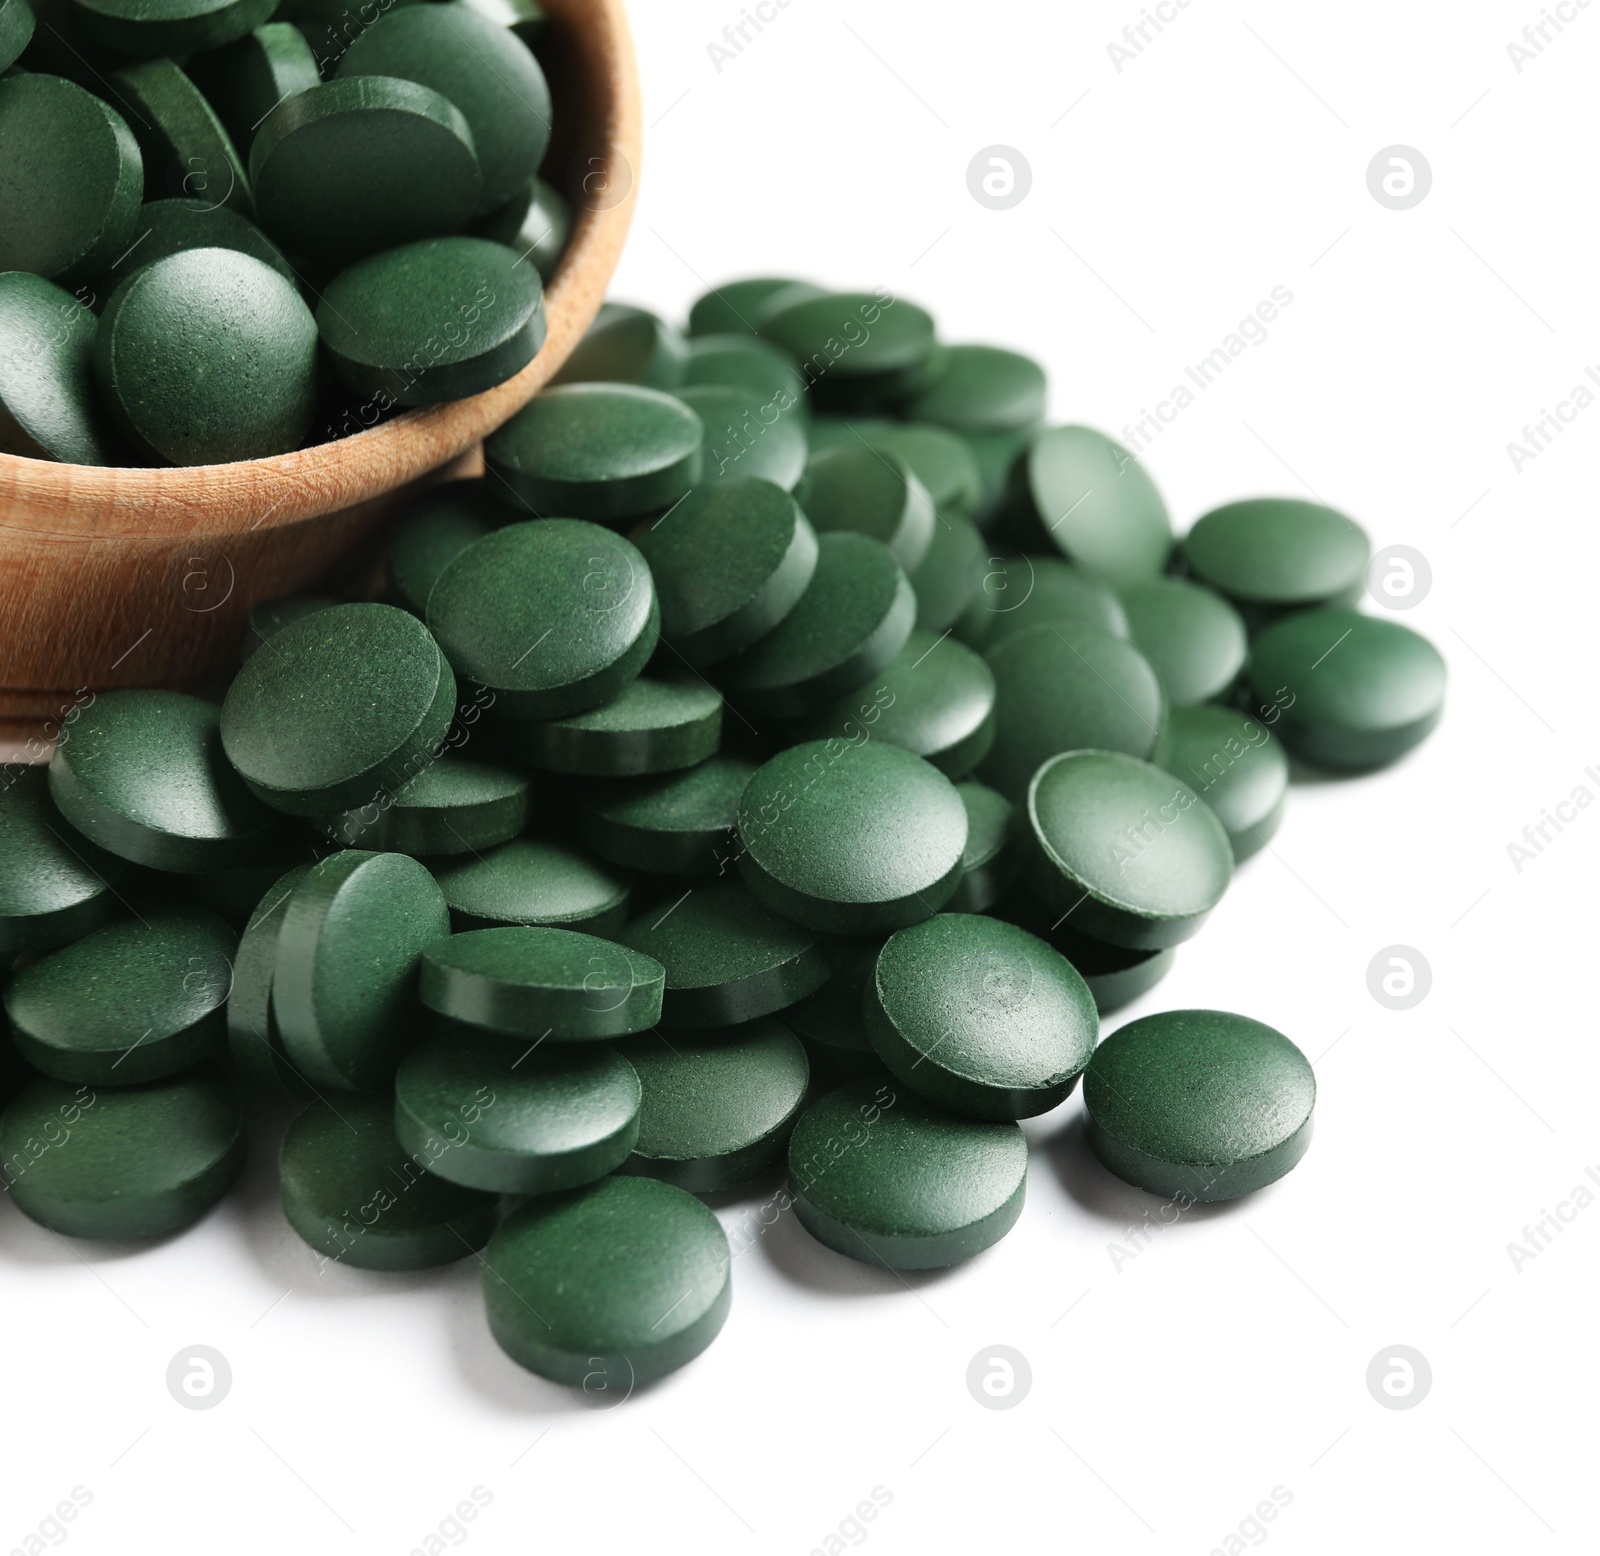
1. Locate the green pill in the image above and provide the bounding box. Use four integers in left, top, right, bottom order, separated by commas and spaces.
0, 272, 117, 464
121, 199, 297, 286
71, 0, 273, 55
908, 510, 986, 633
1247, 607, 1445, 770
5, 909, 235, 1085
635, 479, 817, 668
240, 594, 338, 660
221, 602, 456, 816
1083, 1009, 1315, 1201
419, 926, 664, 1040
453, 0, 546, 48
579, 753, 756, 877
95, 248, 320, 464
476, 173, 569, 279
2, 1067, 245, 1238
279, 1092, 497, 1270
899, 343, 1046, 434
428, 519, 658, 719
483, 1175, 732, 1386
675, 383, 806, 491
945, 779, 1014, 914
688, 276, 821, 336
1120, 576, 1247, 707
432, 838, 631, 933
805, 415, 894, 454
618, 878, 832, 1028
787, 1079, 1026, 1269
978, 623, 1163, 800
962, 555, 1129, 654
716, 532, 914, 717
339, 1, 551, 213
758, 289, 935, 382
386, 479, 509, 617
552, 306, 687, 391
48, 689, 274, 871
1, 0, 36, 69
499, 677, 723, 778
965, 425, 1034, 527
226, 863, 311, 1095
110, 56, 252, 216
0, 73, 142, 283
273, 850, 451, 1089
865, 913, 1096, 1121
1183, 498, 1370, 615
736, 740, 968, 935
796, 445, 934, 570
250, 77, 481, 267
318, 236, 546, 407
618, 1019, 809, 1193
1010, 426, 1171, 586
994, 889, 1175, 1015
485, 383, 704, 522
860, 422, 982, 517
1026, 749, 1232, 950
776, 938, 879, 1055
684, 332, 803, 407
1153, 705, 1289, 862
0, 767, 124, 955
320, 756, 530, 855
187, 22, 319, 155
394, 1025, 640, 1194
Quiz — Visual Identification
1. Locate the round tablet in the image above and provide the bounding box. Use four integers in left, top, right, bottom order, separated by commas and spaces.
339, 1, 550, 212
675, 383, 806, 491
317, 236, 546, 406
320, 755, 530, 855
2, 1067, 244, 1238
579, 753, 757, 876
1026, 750, 1232, 950
618, 1019, 809, 1192
475, 173, 569, 279
432, 838, 631, 933
386, 479, 509, 616
240, 594, 338, 660
552, 306, 687, 390
1, 0, 36, 70
485, 384, 704, 522
48, 689, 274, 870
859, 422, 982, 516
72, 0, 272, 54
796, 446, 934, 569
1083, 1009, 1315, 1201
688, 276, 821, 336
963, 555, 1129, 653
123, 198, 296, 284
904, 512, 982, 636
1120, 576, 1247, 707
0, 766, 124, 955
0, 272, 117, 463
419, 926, 664, 1040
775, 938, 878, 1054
1153, 705, 1289, 863
978, 623, 1163, 800
483, 1175, 731, 1385
272, 850, 451, 1089
737, 740, 968, 934
0, 73, 142, 283
187, 21, 319, 155
1183, 498, 1370, 613
865, 914, 1096, 1121
805, 415, 894, 454
899, 343, 1047, 433
759, 290, 935, 379
226, 863, 310, 1095
95, 248, 319, 464
221, 603, 456, 816
945, 779, 1014, 914
684, 332, 803, 407
1247, 607, 1446, 770
715, 532, 914, 717
110, 57, 252, 216
394, 1025, 640, 1194
279, 1092, 497, 1270
249, 77, 481, 266
617, 878, 831, 1028
1012, 426, 1172, 586
635, 479, 817, 668
995, 889, 1174, 1013
499, 677, 722, 777
787, 1080, 1026, 1269
965, 425, 1033, 525
5, 909, 234, 1084
801, 628, 995, 779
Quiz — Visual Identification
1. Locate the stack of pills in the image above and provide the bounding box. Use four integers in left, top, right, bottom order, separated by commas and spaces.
0, 277, 1443, 1389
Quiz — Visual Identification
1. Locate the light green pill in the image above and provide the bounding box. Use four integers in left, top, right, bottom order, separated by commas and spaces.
1183, 498, 1370, 616
432, 838, 631, 933
795, 445, 935, 570
959, 555, 1129, 654
1120, 576, 1247, 707
1153, 705, 1289, 862
675, 382, 806, 491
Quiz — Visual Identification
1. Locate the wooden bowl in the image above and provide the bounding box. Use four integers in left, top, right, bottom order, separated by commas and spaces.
0, 0, 640, 736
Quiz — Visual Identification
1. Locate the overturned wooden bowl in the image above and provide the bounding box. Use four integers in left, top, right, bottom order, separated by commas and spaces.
0, 0, 640, 735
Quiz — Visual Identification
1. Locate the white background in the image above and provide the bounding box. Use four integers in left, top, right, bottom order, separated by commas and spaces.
7, 2, 1600, 1552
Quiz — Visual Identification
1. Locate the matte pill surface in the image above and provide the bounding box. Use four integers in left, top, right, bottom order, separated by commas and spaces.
579, 753, 756, 876
945, 779, 1014, 914
684, 332, 803, 406
1119, 577, 1248, 707
859, 422, 982, 516
124, 198, 296, 284
226, 863, 310, 1095
1026, 750, 1233, 950
241, 594, 337, 660
221, 602, 455, 815
787, 1080, 1026, 1269
674, 382, 806, 491
321, 755, 530, 855
796, 445, 935, 569
419, 926, 664, 1039
501, 677, 722, 778
1183, 498, 1370, 613
2, 1067, 244, 1238
553, 306, 687, 390
386, 479, 508, 616
967, 556, 1130, 653
0, 0, 35, 68
279, 1092, 496, 1269
908, 510, 986, 633
432, 838, 631, 933
759, 290, 935, 379
899, 343, 1047, 433
5, 910, 235, 1084
865, 913, 1096, 1120
776, 939, 879, 1055
688, 276, 820, 336
997, 894, 1176, 1016
394, 1025, 640, 1193
736, 740, 968, 934
72, 0, 273, 55
1083, 1009, 1315, 1201
618, 878, 832, 1028
483, 1175, 731, 1385
188, 21, 318, 154
0, 272, 116, 463
475, 173, 569, 278
1247, 607, 1446, 770
110, 57, 252, 216
1153, 705, 1289, 862
0, 767, 124, 954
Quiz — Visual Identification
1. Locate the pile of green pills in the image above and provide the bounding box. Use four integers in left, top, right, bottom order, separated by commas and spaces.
0, 273, 1445, 1391
0, 0, 570, 466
